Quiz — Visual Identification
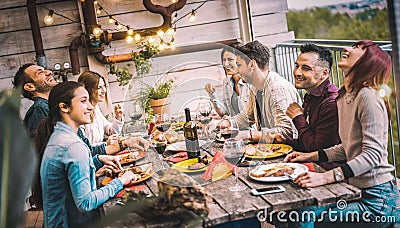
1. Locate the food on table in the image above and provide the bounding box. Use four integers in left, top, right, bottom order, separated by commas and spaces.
119, 153, 137, 164
211, 163, 232, 182
151, 129, 184, 143
188, 162, 206, 170
250, 163, 295, 178
245, 144, 282, 157
199, 154, 213, 165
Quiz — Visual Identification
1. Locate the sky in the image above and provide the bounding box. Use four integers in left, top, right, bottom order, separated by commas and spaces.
287, 0, 360, 10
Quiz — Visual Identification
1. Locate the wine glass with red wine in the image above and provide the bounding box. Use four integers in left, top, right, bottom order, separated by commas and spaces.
220, 117, 239, 140
223, 138, 246, 191
197, 101, 213, 141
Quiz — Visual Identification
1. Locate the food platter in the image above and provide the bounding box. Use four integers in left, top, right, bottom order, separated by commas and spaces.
171, 158, 209, 173
249, 163, 308, 182
117, 151, 146, 165
244, 144, 292, 159
102, 163, 153, 186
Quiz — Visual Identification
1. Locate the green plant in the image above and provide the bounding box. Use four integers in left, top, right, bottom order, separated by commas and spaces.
137, 79, 174, 120
131, 41, 160, 77
108, 64, 133, 86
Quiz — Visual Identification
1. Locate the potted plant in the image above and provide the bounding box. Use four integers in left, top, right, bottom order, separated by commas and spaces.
138, 79, 175, 118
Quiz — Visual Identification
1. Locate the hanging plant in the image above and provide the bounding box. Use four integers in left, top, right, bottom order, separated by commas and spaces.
108, 64, 133, 86
131, 41, 160, 77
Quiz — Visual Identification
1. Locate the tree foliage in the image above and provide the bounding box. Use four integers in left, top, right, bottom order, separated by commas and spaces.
287, 8, 389, 40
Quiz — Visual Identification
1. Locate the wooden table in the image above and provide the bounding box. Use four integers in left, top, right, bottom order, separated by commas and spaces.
100, 140, 361, 227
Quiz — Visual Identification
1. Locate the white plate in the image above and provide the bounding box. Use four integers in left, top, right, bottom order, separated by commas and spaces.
166, 140, 206, 151
249, 163, 308, 182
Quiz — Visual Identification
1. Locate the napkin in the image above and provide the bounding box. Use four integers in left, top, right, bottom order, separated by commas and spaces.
201, 151, 235, 181
115, 184, 146, 198
163, 151, 188, 162
302, 162, 315, 172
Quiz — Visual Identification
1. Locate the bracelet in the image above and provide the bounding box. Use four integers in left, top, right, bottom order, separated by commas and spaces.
118, 140, 124, 151
249, 129, 253, 141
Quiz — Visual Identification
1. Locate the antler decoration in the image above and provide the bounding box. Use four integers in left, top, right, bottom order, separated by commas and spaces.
143, 0, 187, 29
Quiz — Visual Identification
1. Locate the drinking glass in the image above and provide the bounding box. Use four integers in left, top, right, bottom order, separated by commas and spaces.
197, 101, 213, 140
129, 104, 142, 124
153, 113, 171, 142
220, 117, 239, 140
223, 138, 246, 192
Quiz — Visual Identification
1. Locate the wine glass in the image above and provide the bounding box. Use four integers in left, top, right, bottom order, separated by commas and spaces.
153, 113, 171, 142
220, 117, 239, 140
223, 138, 246, 192
129, 104, 142, 123
197, 101, 213, 141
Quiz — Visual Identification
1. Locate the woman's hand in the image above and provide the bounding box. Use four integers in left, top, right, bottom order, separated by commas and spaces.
125, 136, 150, 151
98, 155, 123, 171
284, 151, 318, 163
205, 83, 216, 95
118, 171, 135, 186
114, 104, 123, 121
293, 171, 333, 188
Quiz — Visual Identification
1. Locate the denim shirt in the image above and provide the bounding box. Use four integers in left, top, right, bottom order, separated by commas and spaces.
41, 121, 123, 228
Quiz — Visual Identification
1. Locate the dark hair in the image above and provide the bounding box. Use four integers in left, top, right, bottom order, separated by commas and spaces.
34, 81, 83, 207
12, 63, 35, 100
235, 40, 271, 70
300, 43, 333, 71
339, 40, 392, 119
78, 71, 108, 106
220, 42, 242, 61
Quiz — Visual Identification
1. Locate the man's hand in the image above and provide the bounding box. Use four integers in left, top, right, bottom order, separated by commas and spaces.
125, 136, 150, 151
286, 102, 304, 119
98, 155, 123, 171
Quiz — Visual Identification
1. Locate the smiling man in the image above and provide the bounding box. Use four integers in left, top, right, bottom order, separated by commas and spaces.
280, 43, 343, 170
13, 63, 58, 138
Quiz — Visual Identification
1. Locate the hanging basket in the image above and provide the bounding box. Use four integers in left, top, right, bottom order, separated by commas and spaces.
150, 98, 170, 114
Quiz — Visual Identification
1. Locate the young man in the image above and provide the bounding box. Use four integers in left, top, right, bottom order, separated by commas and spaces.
232, 41, 302, 141
277, 43, 343, 170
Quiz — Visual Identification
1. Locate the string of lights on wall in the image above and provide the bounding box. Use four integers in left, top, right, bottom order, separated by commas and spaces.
42, 0, 208, 50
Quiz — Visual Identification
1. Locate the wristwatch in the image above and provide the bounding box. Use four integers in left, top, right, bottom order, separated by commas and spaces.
333, 168, 343, 182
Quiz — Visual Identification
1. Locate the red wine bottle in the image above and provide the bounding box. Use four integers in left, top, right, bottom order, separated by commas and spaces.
183, 108, 200, 159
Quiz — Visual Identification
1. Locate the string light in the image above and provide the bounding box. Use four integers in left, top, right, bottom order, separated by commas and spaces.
93, 27, 103, 37
44, 10, 54, 26
94, 0, 98, 4
172, 12, 178, 23
96, 6, 103, 15
134, 34, 141, 41
171, 0, 178, 3
108, 16, 115, 24
125, 35, 134, 44
188, 9, 196, 22
148, 36, 155, 44
166, 27, 175, 36
157, 30, 165, 37
127, 26, 134, 36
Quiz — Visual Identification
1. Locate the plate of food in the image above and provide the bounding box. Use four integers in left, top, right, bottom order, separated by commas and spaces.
249, 163, 308, 182
244, 144, 292, 159
102, 163, 153, 186
171, 157, 212, 173
117, 151, 146, 165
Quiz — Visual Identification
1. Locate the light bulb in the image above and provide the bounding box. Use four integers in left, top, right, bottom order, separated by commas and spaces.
148, 36, 155, 44
125, 35, 134, 44
127, 28, 134, 36
134, 34, 141, 41
117, 23, 124, 31
166, 27, 175, 35
171, 0, 178, 3
158, 43, 166, 51
189, 10, 196, 22
378, 84, 392, 98
93, 27, 103, 36
43, 10, 54, 26
94, 0, 98, 4
96, 7, 102, 15
157, 30, 164, 37
108, 16, 115, 24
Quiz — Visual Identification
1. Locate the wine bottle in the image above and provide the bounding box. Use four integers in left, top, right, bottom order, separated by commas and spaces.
183, 108, 200, 160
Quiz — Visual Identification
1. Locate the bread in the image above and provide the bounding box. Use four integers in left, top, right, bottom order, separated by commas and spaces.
211, 163, 232, 182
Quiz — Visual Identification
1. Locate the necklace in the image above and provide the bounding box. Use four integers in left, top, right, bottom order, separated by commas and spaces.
344, 92, 355, 104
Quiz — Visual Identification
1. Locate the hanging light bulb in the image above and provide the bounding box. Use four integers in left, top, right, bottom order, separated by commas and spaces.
80, 0, 85, 2
92, 27, 103, 37
157, 30, 164, 37
148, 36, 155, 44
43, 10, 54, 26
93, 0, 98, 4
172, 12, 178, 23
171, 0, 178, 3
116, 23, 124, 31
96, 6, 103, 15
108, 16, 115, 24
127, 26, 134, 36
158, 43, 166, 51
189, 9, 196, 22
166, 27, 175, 36
134, 33, 141, 41
125, 35, 134, 44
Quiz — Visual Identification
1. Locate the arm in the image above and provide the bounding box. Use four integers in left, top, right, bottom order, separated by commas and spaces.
232, 91, 255, 129
205, 83, 229, 116
66, 142, 123, 212
77, 128, 107, 156
24, 105, 48, 138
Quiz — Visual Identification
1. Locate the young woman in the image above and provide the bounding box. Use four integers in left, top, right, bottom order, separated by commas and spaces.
37, 81, 135, 227
205, 44, 250, 116
78, 71, 123, 145
283, 40, 399, 227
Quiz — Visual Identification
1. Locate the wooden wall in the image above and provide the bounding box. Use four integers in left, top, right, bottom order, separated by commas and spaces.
0, 0, 294, 117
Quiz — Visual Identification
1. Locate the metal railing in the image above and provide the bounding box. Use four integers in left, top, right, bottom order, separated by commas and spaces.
273, 39, 398, 177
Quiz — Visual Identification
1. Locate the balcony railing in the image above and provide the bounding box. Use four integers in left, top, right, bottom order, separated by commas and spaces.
273, 39, 398, 177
